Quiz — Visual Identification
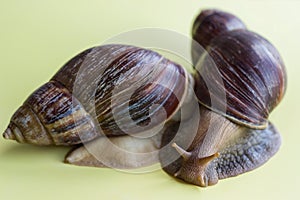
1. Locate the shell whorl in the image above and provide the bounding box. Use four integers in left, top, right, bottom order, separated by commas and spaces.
192, 9, 247, 64
4, 44, 189, 145
4, 81, 98, 145
192, 10, 287, 128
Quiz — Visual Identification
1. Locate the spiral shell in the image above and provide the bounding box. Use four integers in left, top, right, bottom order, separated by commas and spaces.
3, 44, 189, 145
192, 10, 287, 128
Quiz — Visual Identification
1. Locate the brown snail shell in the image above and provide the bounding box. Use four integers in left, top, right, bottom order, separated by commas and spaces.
193, 10, 287, 128
3, 44, 190, 145
194, 29, 286, 128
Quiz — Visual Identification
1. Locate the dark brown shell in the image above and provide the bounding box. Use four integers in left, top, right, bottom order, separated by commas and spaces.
3, 44, 188, 145
194, 29, 287, 128
192, 9, 247, 64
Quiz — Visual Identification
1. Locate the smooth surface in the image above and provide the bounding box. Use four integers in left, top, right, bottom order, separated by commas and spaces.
0, 0, 299, 199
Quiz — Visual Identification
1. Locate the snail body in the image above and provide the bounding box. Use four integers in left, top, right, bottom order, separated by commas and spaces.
159, 105, 281, 186
65, 133, 162, 169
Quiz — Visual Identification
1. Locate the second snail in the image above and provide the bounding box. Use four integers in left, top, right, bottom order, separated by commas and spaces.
2, 9, 286, 187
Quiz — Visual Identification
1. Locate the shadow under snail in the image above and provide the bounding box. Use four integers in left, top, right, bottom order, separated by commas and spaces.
2, 9, 286, 187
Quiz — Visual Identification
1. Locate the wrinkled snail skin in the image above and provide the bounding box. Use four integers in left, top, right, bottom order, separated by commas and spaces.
3, 44, 189, 146
160, 105, 281, 187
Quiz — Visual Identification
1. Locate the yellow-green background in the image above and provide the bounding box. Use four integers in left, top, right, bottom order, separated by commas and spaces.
0, 0, 298, 199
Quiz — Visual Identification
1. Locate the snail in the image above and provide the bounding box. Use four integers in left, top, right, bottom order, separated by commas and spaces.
159, 9, 286, 187
1, 9, 287, 188
2, 44, 193, 145
2, 44, 196, 168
